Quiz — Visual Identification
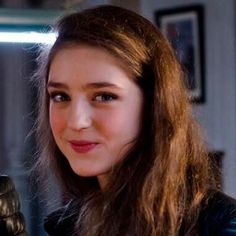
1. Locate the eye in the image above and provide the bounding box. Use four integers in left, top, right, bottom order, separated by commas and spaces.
93, 92, 118, 102
49, 91, 70, 103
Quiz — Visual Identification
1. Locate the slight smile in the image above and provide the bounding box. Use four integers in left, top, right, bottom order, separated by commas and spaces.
69, 140, 99, 154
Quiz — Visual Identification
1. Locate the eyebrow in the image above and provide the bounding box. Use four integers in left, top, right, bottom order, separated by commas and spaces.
47, 81, 123, 90
47, 81, 68, 89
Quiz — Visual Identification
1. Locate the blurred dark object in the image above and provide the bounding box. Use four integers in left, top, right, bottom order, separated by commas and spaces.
0, 175, 28, 236
27, 0, 42, 8
208, 151, 224, 190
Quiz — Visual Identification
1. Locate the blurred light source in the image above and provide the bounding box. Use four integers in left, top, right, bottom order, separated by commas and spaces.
0, 31, 57, 44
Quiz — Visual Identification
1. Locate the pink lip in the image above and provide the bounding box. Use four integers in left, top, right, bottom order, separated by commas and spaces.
69, 140, 98, 153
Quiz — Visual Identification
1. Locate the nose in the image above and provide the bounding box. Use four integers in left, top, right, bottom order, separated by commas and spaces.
67, 98, 92, 131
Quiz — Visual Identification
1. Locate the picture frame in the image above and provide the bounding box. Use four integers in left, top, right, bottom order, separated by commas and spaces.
155, 5, 205, 103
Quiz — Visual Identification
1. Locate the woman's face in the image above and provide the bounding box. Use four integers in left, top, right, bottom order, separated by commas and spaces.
48, 45, 143, 183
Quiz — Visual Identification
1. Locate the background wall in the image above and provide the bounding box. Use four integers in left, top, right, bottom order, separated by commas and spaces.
140, 0, 236, 197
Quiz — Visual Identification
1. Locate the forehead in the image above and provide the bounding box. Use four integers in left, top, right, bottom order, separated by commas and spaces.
50, 43, 130, 70
48, 44, 135, 88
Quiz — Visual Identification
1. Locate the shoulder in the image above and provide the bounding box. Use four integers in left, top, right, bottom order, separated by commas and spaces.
199, 190, 236, 236
44, 199, 80, 236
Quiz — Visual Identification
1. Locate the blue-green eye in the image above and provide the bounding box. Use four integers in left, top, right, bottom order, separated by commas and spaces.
49, 92, 70, 102
94, 93, 118, 102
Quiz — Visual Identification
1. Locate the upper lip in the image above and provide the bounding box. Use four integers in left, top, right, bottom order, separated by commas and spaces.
69, 140, 98, 145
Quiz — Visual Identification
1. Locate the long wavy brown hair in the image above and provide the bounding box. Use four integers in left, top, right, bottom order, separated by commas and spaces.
33, 5, 216, 236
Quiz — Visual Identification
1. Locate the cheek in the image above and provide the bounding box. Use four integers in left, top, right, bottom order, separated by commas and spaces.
96, 107, 140, 139
49, 106, 66, 135
93, 111, 114, 137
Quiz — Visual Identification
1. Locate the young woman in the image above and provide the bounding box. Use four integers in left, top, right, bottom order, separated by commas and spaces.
33, 5, 236, 236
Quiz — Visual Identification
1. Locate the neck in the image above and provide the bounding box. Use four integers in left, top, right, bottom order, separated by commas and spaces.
97, 174, 108, 190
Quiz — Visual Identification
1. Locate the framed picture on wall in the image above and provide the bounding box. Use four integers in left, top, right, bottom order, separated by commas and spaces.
155, 5, 205, 103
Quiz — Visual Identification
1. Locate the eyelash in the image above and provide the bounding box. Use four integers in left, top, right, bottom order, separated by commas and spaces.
92, 92, 118, 102
49, 92, 70, 103
48, 91, 118, 103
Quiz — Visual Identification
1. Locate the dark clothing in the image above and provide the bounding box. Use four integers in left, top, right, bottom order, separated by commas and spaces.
44, 200, 78, 236
44, 190, 236, 236
198, 191, 236, 235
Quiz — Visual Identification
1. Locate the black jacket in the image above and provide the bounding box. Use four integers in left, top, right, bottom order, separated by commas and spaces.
44, 190, 236, 236
198, 191, 236, 235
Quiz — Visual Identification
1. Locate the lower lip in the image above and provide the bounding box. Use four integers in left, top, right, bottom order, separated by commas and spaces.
70, 143, 98, 153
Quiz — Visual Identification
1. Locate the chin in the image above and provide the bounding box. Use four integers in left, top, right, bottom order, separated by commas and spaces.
72, 167, 108, 178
